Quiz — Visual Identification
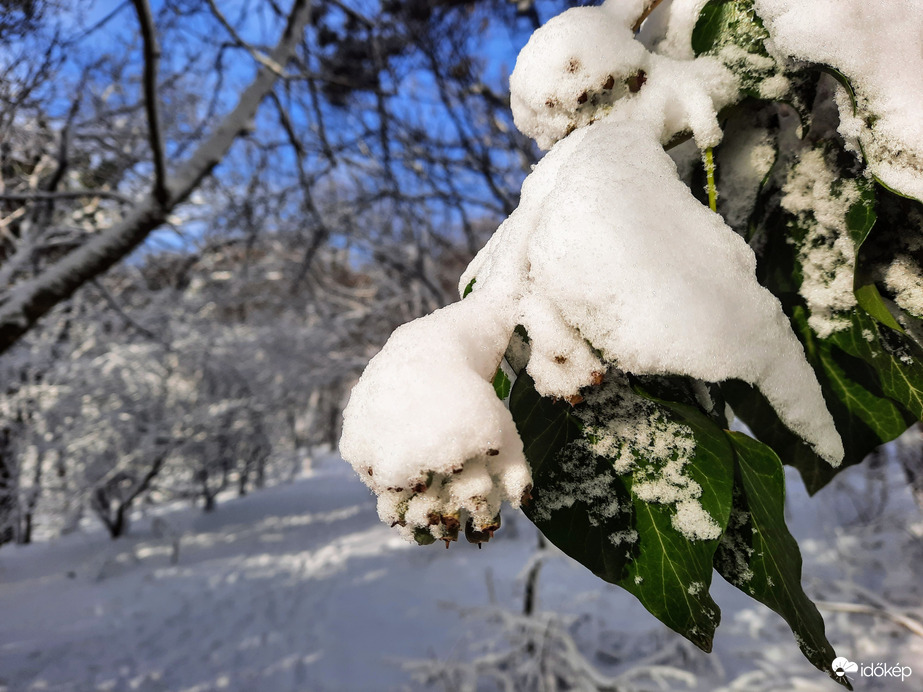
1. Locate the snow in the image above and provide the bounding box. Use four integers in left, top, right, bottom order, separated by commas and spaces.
510, 2, 738, 151
461, 114, 841, 465
567, 374, 720, 541
885, 254, 923, 320
577, 374, 694, 475
657, 0, 711, 60
1, 452, 921, 691
754, 0, 923, 202
781, 147, 860, 338
341, 0, 847, 543
339, 291, 531, 545
882, 208, 923, 320
508, 5, 647, 151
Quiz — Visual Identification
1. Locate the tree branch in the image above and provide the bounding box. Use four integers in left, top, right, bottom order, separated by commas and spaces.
0, 190, 134, 205
131, 0, 168, 204
91, 279, 167, 345
633, 0, 665, 33
0, 0, 314, 356
815, 600, 923, 639
206, 0, 288, 77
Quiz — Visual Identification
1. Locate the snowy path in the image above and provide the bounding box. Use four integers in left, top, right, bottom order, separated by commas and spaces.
0, 458, 540, 692
1, 454, 921, 691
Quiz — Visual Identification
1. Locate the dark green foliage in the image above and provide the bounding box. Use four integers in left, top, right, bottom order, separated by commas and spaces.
503, 0, 923, 682
716, 433, 848, 687
511, 373, 737, 652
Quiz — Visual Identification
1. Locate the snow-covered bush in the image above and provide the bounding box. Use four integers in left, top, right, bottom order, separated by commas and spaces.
341, 0, 923, 684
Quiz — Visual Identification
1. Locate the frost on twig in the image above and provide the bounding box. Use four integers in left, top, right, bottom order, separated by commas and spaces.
403, 605, 700, 692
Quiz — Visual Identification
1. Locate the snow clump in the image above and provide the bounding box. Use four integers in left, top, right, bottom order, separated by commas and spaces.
340, 291, 531, 546
509, 4, 648, 150
781, 148, 861, 338
510, 1, 738, 151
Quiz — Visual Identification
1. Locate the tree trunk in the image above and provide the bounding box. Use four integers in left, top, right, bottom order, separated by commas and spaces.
238, 464, 250, 496
0, 471, 13, 547
110, 504, 129, 539
19, 511, 32, 545
256, 453, 266, 489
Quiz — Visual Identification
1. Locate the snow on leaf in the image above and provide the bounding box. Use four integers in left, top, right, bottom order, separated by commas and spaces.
754, 0, 923, 202
781, 146, 863, 338
463, 115, 842, 465
340, 0, 846, 550
510, 370, 734, 652
692, 0, 793, 101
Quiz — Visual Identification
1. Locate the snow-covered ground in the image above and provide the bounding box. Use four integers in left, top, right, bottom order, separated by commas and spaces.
1, 451, 921, 692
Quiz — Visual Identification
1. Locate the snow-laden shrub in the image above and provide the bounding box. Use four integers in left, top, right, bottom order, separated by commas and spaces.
341, 0, 923, 685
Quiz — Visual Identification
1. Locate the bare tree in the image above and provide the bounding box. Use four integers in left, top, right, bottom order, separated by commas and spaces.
0, 0, 315, 354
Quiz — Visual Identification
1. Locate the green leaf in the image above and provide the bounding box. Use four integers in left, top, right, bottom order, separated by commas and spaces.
721, 379, 831, 493
690, 1, 728, 55
640, 395, 736, 535
819, 67, 856, 109
692, 0, 793, 101
844, 179, 877, 249
510, 372, 634, 585
829, 310, 923, 419
462, 277, 476, 298
716, 433, 850, 688
723, 307, 915, 493
741, 147, 919, 490
692, 0, 769, 58
809, 324, 908, 443
819, 70, 923, 205
842, 179, 906, 332
511, 372, 736, 651
713, 104, 780, 239
619, 396, 735, 652
492, 366, 511, 400
854, 283, 904, 332
618, 485, 722, 653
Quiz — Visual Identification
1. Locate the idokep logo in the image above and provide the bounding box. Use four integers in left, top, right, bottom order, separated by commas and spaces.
832, 656, 913, 682
832, 657, 858, 677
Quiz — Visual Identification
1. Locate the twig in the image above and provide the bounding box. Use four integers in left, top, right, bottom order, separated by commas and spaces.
0, 190, 134, 205
815, 600, 923, 639
206, 0, 288, 77
91, 279, 167, 345
633, 0, 666, 33
131, 0, 169, 205
65, 0, 132, 45
704, 147, 717, 212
